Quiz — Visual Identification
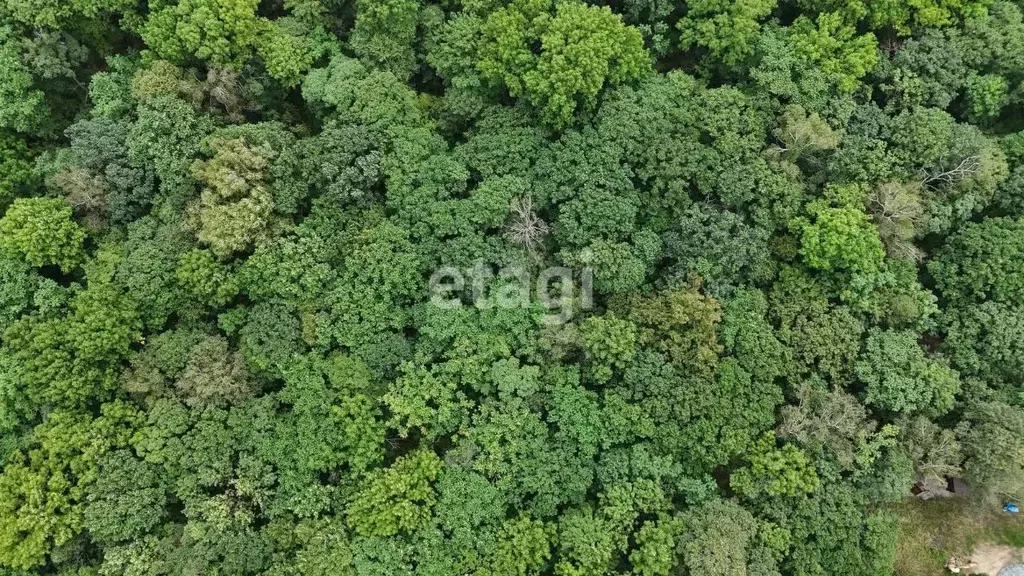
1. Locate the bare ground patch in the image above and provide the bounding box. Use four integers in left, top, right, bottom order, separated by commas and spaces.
893, 499, 1024, 575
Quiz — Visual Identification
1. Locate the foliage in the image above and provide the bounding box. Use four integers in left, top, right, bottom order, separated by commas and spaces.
0, 198, 86, 272
143, 0, 269, 68
930, 216, 1024, 306
677, 0, 777, 67
189, 138, 275, 259
793, 205, 885, 275
0, 403, 141, 568
0, 28, 48, 134
797, 0, 992, 35
346, 450, 442, 537
959, 401, 1024, 500
128, 93, 215, 205
579, 313, 637, 384
3, 281, 141, 412
620, 286, 722, 373
174, 336, 253, 408
0, 133, 36, 208
0, 2, 1021, 573
475, 0, 650, 128
771, 103, 841, 160
678, 499, 762, 576
176, 248, 240, 307
2, 0, 136, 29
350, 0, 421, 80
964, 73, 1008, 124
83, 450, 166, 545
258, 17, 336, 89
732, 432, 819, 499
855, 329, 960, 416
788, 12, 879, 93
662, 204, 774, 296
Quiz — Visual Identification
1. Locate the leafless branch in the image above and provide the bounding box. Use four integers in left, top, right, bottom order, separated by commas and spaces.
868, 182, 922, 226
881, 38, 905, 60
868, 182, 924, 261
505, 196, 549, 256
921, 155, 981, 186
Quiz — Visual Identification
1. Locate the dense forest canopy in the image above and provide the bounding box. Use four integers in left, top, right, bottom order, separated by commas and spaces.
1, 0, 1024, 574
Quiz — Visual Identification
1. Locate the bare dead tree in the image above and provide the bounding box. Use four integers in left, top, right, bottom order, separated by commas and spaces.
901, 417, 963, 492
885, 234, 924, 263
49, 168, 108, 230
869, 182, 922, 224
880, 38, 905, 60
777, 384, 874, 470
778, 386, 867, 443
916, 430, 962, 491
505, 196, 549, 256
921, 155, 981, 186
868, 181, 924, 261
205, 67, 255, 122
54, 168, 107, 213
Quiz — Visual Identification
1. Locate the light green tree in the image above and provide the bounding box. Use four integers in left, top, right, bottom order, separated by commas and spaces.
476, 0, 650, 128
731, 432, 820, 499
143, 0, 270, 68
189, 138, 275, 259
789, 12, 879, 92
0, 197, 85, 272
345, 449, 443, 537
580, 313, 637, 384
677, 0, 778, 67
793, 205, 885, 275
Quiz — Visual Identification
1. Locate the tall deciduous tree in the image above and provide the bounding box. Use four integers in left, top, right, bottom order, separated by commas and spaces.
346, 449, 442, 537
0, 197, 85, 272
930, 217, 1024, 306
855, 329, 960, 416
677, 0, 777, 67
143, 0, 269, 68
189, 138, 275, 259
475, 0, 650, 128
